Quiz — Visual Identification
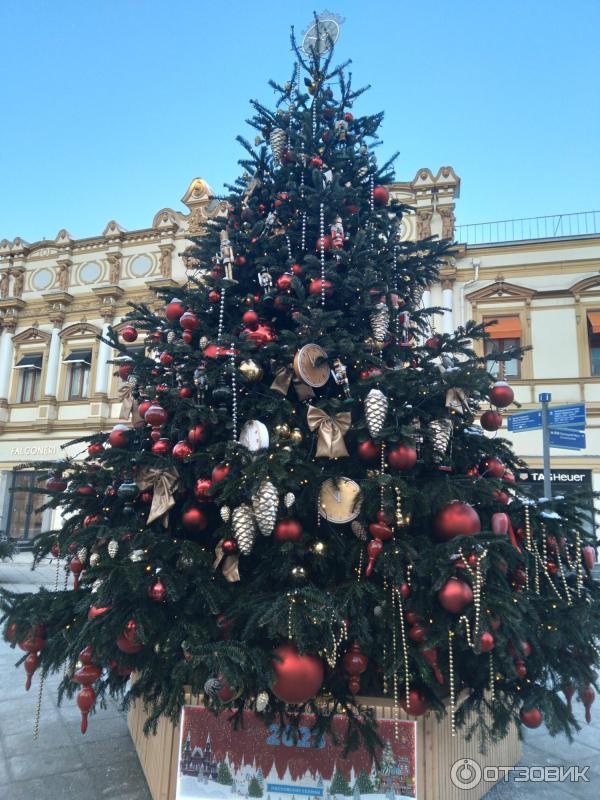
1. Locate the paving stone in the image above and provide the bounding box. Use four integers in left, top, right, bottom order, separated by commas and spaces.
7, 743, 86, 781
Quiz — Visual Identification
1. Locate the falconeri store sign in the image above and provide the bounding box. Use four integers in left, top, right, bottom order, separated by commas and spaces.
0, 438, 83, 547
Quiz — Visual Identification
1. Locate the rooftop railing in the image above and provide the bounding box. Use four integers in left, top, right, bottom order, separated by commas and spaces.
456, 210, 600, 245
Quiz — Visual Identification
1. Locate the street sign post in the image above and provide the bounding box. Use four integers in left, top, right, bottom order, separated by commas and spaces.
505, 395, 587, 500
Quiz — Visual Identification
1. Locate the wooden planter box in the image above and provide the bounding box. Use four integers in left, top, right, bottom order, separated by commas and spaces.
128, 692, 521, 800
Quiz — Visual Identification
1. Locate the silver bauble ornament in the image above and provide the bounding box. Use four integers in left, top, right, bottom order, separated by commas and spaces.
107, 540, 119, 558
256, 691, 270, 712
232, 504, 256, 555
284, 492, 296, 509
429, 418, 453, 463
370, 303, 390, 342
364, 389, 388, 438
251, 481, 278, 536
220, 505, 231, 522
269, 128, 287, 164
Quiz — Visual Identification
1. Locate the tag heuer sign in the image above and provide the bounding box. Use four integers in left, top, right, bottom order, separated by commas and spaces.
516, 469, 592, 486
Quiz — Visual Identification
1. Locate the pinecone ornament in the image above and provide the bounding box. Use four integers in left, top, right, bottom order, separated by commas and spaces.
220, 505, 231, 522
76, 547, 88, 565
284, 492, 295, 509
364, 389, 388, 438
107, 540, 119, 558
251, 481, 278, 536
256, 691, 270, 712
428, 419, 453, 463
269, 128, 286, 164
232, 504, 256, 555
370, 303, 390, 342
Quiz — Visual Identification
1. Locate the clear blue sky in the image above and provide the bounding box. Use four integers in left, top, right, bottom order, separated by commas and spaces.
1, 0, 599, 243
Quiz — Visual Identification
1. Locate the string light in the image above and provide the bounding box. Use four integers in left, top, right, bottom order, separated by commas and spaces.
448, 629, 456, 736
319, 202, 326, 306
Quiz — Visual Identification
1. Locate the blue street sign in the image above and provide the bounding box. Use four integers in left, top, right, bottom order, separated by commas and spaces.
539, 392, 552, 403
548, 428, 586, 450
507, 410, 542, 432
548, 403, 586, 429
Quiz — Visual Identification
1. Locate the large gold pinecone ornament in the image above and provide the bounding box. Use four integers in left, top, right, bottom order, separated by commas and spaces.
428, 419, 453, 463
232, 504, 256, 555
251, 480, 278, 536
370, 303, 390, 342
364, 389, 388, 438
269, 128, 286, 164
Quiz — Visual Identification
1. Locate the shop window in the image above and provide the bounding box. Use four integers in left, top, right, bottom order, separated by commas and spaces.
14, 354, 43, 403
483, 317, 521, 379
63, 350, 92, 400
4, 471, 49, 546
587, 312, 600, 376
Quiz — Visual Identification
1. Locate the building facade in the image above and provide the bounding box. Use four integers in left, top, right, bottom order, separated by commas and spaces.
1, 168, 598, 545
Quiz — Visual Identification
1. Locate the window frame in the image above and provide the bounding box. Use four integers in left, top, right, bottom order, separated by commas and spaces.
483, 335, 522, 379
17, 362, 42, 403
586, 312, 600, 377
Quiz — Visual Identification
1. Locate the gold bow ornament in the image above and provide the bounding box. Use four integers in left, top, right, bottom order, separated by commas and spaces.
119, 384, 144, 427
270, 366, 315, 401
213, 539, 241, 583
136, 467, 179, 527
307, 405, 351, 459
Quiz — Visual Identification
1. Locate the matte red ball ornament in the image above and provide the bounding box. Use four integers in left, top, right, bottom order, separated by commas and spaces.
242, 310, 259, 329
179, 311, 199, 331
222, 538, 238, 555
434, 501, 481, 541
165, 299, 185, 322
182, 330, 193, 344
208, 290, 221, 303
271, 643, 324, 705
291, 263, 302, 275
583, 544, 597, 570
46, 476, 67, 491
479, 457, 505, 479
399, 689, 429, 716
121, 325, 138, 343
372, 185, 389, 207
480, 632, 495, 653
144, 403, 168, 427
520, 707, 543, 728
309, 279, 333, 297
179, 387, 193, 399
148, 579, 167, 602
388, 444, 417, 471
357, 439, 379, 462
315, 235, 333, 252
310, 155, 323, 167
425, 334, 443, 351
188, 423, 208, 447
137, 400, 152, 419
480, 409, 503, 431
194, 479, 213, 500
276, 273, 293, 291
151, 437, 171, 455
211, 463, 230, 484
108, 424, 130, 448
489, 381, 514, 408
438, 577, 473, 613
172, 440, 193, 461
275, 518, 302, 543
83, 514, 102, 527
182, 507, 208, 532
159, 351, 174, 367
408, 623, 427, 643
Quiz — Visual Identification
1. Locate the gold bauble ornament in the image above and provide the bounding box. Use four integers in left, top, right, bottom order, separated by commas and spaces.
310, 540, 327, 556
239, 359, 263, 382
288, 428, 303, 444
290, 565, 308, 582
274, 423, 290, 438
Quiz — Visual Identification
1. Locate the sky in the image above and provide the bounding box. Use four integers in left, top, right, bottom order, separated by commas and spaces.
1, 0, 599, 243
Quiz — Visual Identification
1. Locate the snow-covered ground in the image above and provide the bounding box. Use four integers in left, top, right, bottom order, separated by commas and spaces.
177, 778, 414, 800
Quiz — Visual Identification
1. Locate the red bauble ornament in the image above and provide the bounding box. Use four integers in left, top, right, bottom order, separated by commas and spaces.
5, 622, 17, 643
388, 444, 417, 471
344, 111, 354, 122
179, 311, 199, 331
275, 518, 302, 543
520, 707, 543, 728
118, 363, 133, 380
479, 632, 495, 652
276, 273, 293, 291
76, 484, 95, 496
117, 621, 143, 654
357, 439, 379, 461
369, 511, 394, 541
18, 626, 46, 654
271, 643, 324, 705
137, 400, 152, 418
479, 457, 505, 478
399, 689, 429, 716
148, 579, 167, 602
151, 437, 171, 455
188, 423, 208, 447
291, 263, 303, 275
208, 290, 221, 303
308, 279, 333, 297
480, 410, 503, 431
46, 475, 67, 491
315, 235, 333, 252
493, 489, 510, 505
583, 544, 597, 570
182, 507, 208, 532
372, 185, 389, 207
69, 556, 84, 590
434, 501, 481, 541
159, 351, 174, 367
88, 605, 111, 620
144, 403, 168, 427
359, 367, 382, 380
365, 537, 384, 577
400, 582, 410, 600
514, 659, 527, 678
121, 325, 138, 343
179, 386, 193, 399
165, 298, 185, 322
310, 155, 323, 167
76, 685, 96, 734
242, 309, 259, 329
580, 684, 595, 723
194, 478, 213, 500
343, 642, 368, 695
211, 463, 230, 483
24, 652, 40, 690
489, 381, 514, 408
172, 440, 193, 461
438, 577, 473, 613
408, 623, 427, 643
222, 538, 238, 555
425, 334, 443, 351
83, 514, 101, 527
182, 330, 193, 344
244, 323, 276, 346
108, 424, 130, 448
491, 512, 509, 536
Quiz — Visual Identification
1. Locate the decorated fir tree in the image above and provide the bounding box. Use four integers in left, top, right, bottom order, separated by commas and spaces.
217, 762, 234, 786
1, 13, 599, 750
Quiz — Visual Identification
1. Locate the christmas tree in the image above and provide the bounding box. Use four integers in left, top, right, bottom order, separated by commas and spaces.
330, 768, 352, 796
248, 776, 264, 798
1, 13, 599, 750
353, 768, 374, 795
217, 762, 234, 786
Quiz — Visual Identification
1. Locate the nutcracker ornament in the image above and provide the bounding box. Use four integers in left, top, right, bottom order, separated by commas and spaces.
330, 215, 345, 248
332, 358, 351, 397
219, 229, 236, 282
